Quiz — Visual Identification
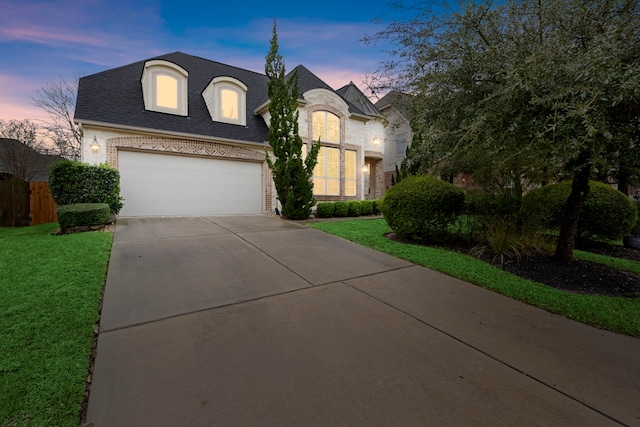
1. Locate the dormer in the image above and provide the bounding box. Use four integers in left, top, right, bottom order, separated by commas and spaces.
202, 76, 247, 126
141, 60, 188, 116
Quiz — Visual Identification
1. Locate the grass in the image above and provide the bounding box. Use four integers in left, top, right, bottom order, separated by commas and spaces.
0, 223, 112, 427
308, 218, 640, 338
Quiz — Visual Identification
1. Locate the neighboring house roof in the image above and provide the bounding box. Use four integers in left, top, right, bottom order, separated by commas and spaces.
0, 138, 63, 181
375, 90, 413, 121
336, 82, 382, 118
75, 52, 270, 144
75, 51, 373, 144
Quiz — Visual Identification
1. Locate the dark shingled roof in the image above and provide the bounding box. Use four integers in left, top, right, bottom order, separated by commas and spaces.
75, 52, 270, 144
374, 90, 413, 120
75, 52, 372, 143
336, 82, 381, 117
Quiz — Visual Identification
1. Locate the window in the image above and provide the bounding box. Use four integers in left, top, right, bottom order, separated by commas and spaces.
312, 111, 340, 143
313, 146, 340, 195
344, 150, 357, 196
156, 75, 178, 109
203, 77, 247, 126
397, 133, 407, 156
142, 60, 188, 116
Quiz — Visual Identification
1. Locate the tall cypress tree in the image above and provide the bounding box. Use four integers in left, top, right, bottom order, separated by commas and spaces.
265, 21, 320, 220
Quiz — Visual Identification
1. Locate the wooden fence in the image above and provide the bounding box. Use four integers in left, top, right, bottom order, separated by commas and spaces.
29, 182, 57, 226
0, 180, 30, 227
0, 180, 57, 227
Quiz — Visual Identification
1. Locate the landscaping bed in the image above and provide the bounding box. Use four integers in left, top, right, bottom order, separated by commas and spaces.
391, 233, 640, 299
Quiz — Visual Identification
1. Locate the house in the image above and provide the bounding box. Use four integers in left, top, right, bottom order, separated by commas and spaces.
0, 138, 62, 182
74, 52, 386, 217
374, 91, 414, 190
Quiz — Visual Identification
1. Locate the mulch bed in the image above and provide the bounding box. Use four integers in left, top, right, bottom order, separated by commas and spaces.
385, 233, 640, 298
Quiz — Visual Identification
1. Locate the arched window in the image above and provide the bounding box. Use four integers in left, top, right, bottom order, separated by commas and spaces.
203, 77, 247, 126
141, 60, 188, 116
312, 111, 340, 143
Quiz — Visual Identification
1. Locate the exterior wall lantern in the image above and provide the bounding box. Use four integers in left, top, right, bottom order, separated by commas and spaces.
90, 136, 101, 153
362, 164, 369, 173
373, 137, 380, 145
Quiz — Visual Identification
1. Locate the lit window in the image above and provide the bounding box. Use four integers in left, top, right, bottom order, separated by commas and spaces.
141, 60, 188, 116
397, 133, 407, 156
203, 77, 247, 126
313, 146, 340, 195
221, 89, 239, 120
156, 74, 178, 109
344, 150, 356, 196
313, 111, 340, 143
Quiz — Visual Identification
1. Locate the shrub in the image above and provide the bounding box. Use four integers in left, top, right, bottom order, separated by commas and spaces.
334, 201, 349, 217
372, 199, 381, 215
522, 181, 637, 240
57, 203, 111, 228
49, 160, 123, 214
316, 202, 335, 218
380, 175, 466, 242
361, 200, 374, 216
631, 200, 640, 235
348, 200, 362, 217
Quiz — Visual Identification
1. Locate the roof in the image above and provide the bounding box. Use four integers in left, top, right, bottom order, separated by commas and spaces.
375, 90, 413, 120
291, 66, 367, 116
75, 52, 270, 144
336, 82, 382, 117
75, 52, 373, 144
0, 138, 63, 181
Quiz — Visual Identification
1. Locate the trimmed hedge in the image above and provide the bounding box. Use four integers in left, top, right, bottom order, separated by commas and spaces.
348, 201, 362, 217
57, 203, 111, 228
522, 181, 637, 240
361, 200, 374, 215
380, 175, 465, 242
49, 160, 123, 214
372, 199, 381, 215
334, 201, 349, 217
316, 202, 335, 218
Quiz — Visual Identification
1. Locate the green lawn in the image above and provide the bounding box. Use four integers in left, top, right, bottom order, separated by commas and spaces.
308, 219, 640, 338
0, 223, 112, 427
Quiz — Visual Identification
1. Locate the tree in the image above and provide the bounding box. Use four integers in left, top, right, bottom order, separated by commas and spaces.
0, 119, 48, 181
265, 21, 320, 220
365, 0, 640, 261
32, 75, 82, 160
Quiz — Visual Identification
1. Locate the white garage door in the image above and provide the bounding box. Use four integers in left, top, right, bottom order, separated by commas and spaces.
118, 151, 262, 216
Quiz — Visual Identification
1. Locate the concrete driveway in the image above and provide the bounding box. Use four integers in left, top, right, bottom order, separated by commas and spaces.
87, 216, 640, 426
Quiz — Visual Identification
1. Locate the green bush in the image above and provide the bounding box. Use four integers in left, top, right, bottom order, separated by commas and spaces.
49, 160, 123, 214
632, 200, 640, 235
372, 199, 381, 215
316, 202, 335, 218
380, 175, 466, 242
57, 203, 111, 228
348, 200, 362, 217
334, 201, 349, 217
361, 200, 374, 216
522, 181, 637, 240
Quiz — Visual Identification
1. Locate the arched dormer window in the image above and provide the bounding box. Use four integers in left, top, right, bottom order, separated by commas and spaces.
203, 77, 247, 126
312, 111, 340, 143
142, 60, 188, 116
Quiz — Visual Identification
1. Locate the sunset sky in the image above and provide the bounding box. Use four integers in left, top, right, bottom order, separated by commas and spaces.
0, 0, 403, 124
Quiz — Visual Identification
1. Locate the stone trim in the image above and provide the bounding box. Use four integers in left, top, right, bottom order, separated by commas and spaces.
105, 136, 265, 168
365, 150, 384, 160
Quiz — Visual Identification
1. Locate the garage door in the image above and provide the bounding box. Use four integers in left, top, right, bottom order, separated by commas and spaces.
118, 151, 262, 216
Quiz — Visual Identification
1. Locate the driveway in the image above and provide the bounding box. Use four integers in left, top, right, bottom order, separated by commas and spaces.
87, 216, 640, 426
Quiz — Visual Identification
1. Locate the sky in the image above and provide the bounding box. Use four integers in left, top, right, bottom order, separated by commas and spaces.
0, 0, 404, 124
